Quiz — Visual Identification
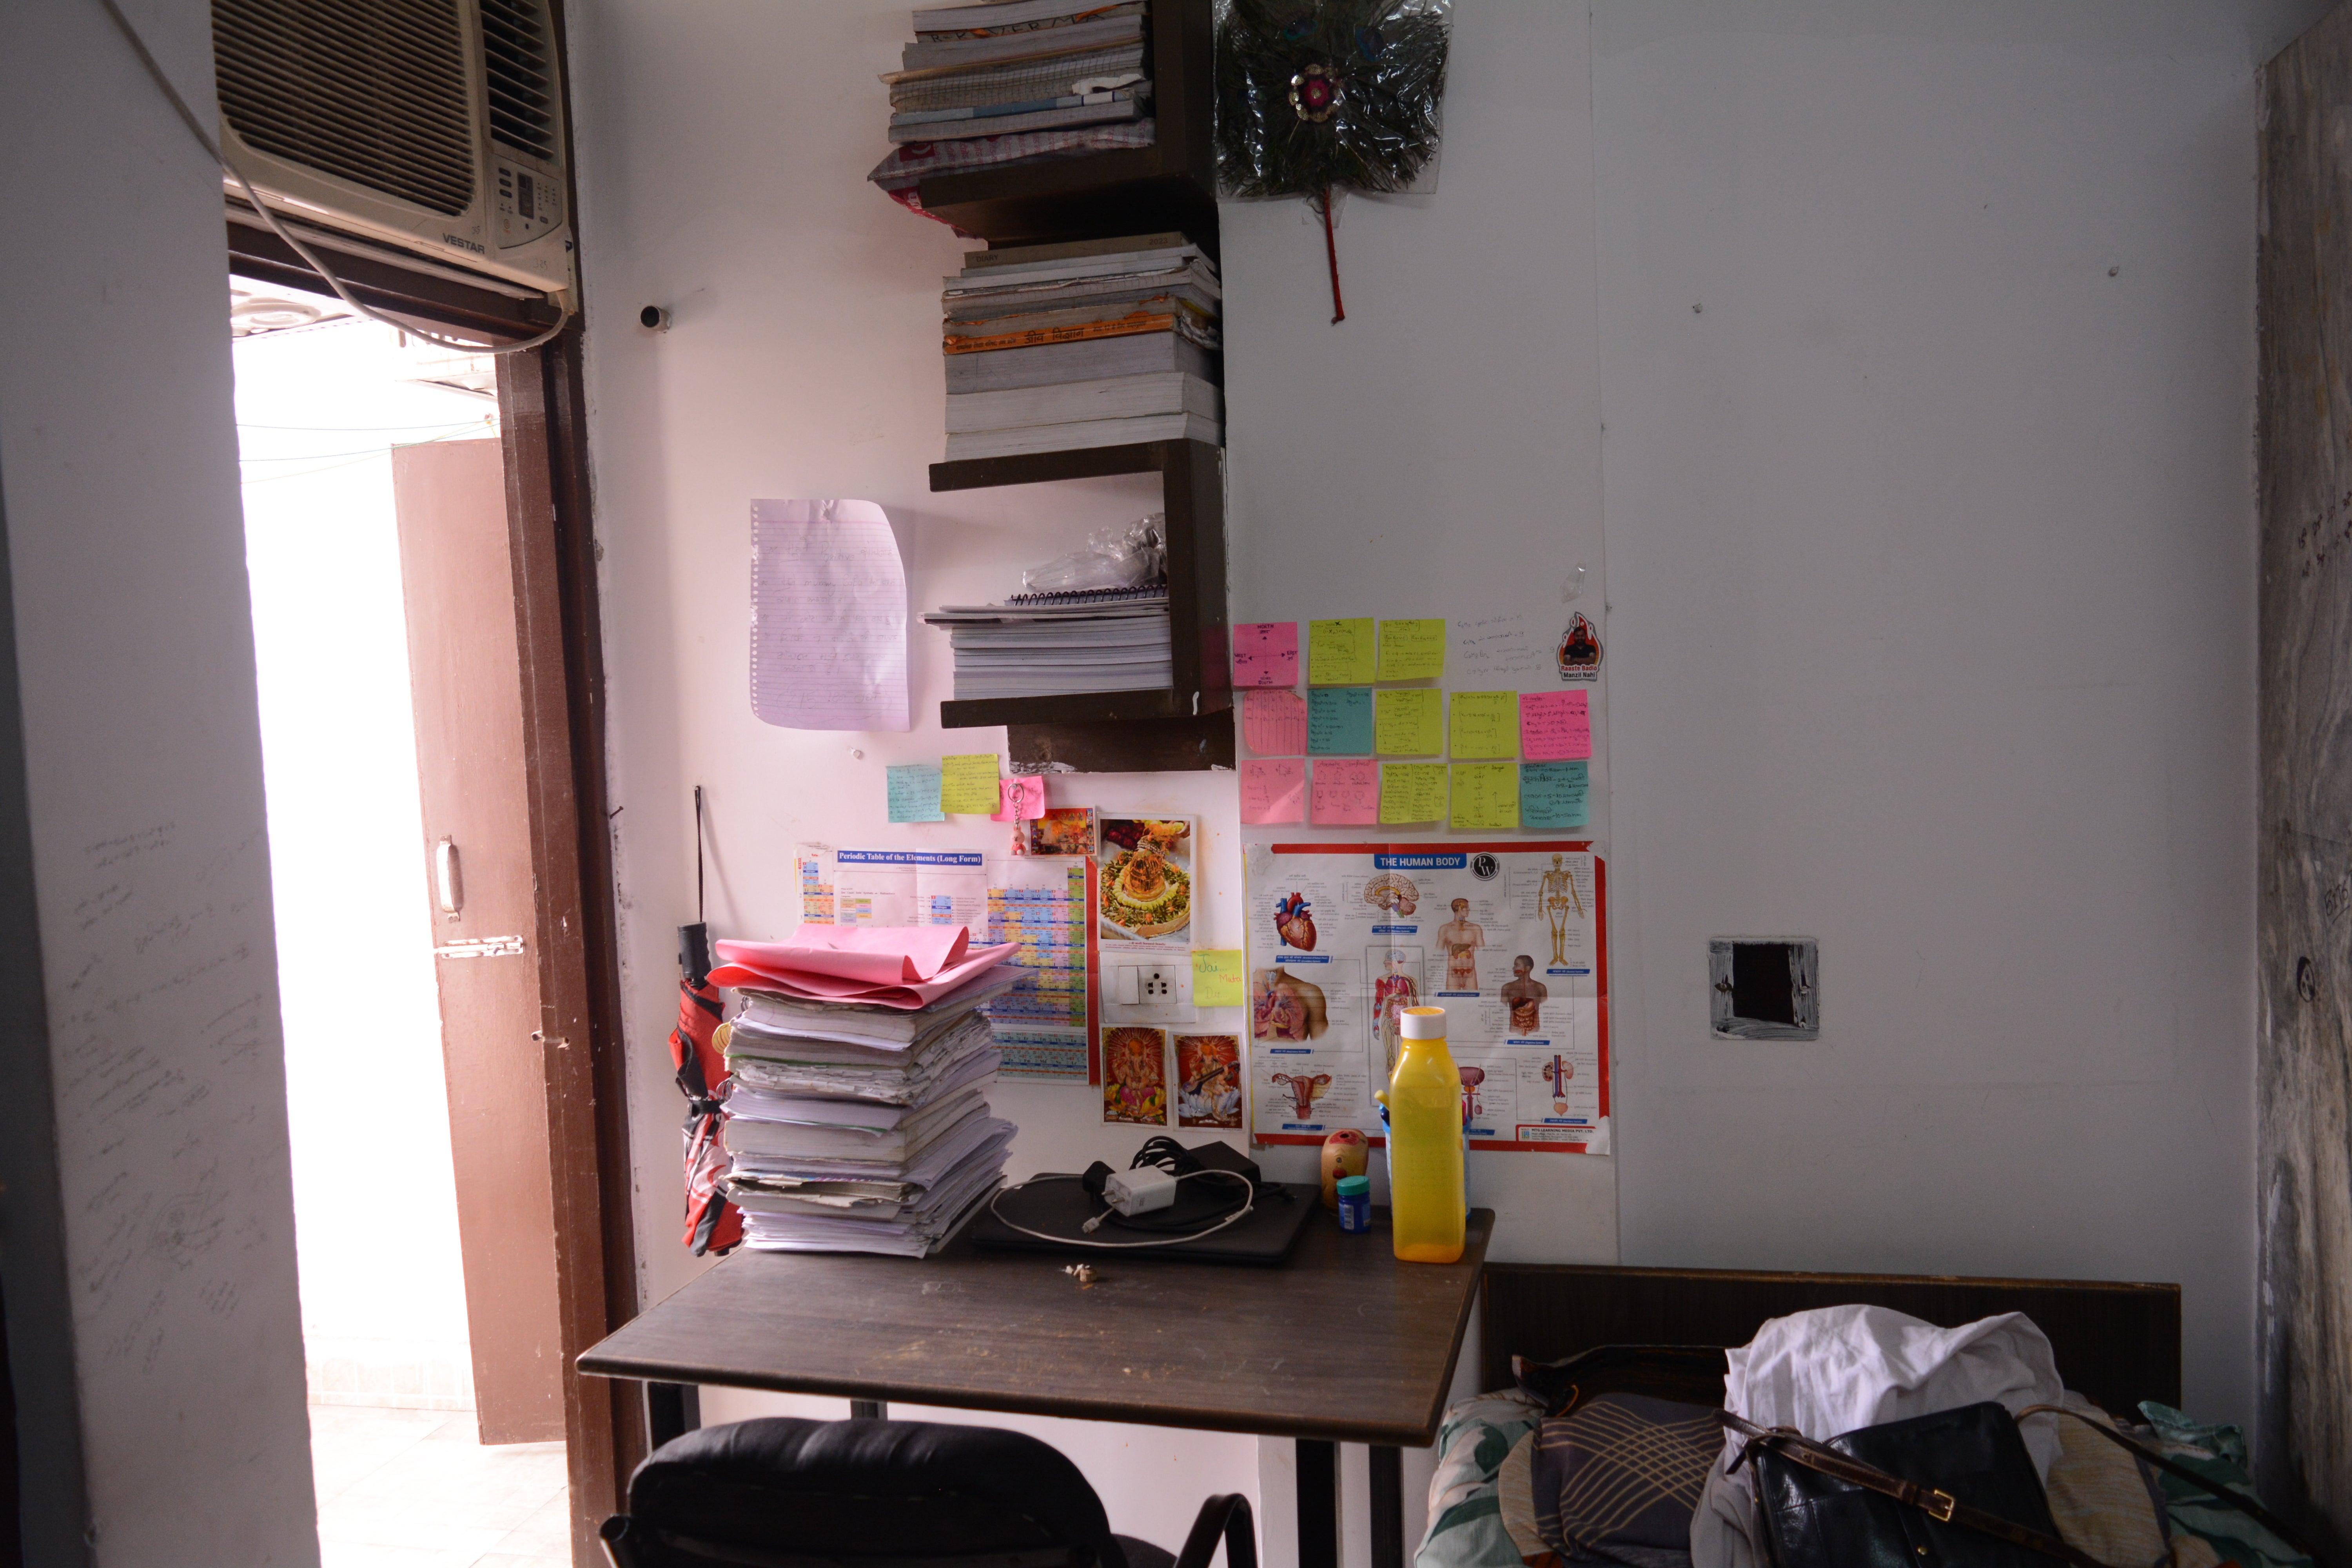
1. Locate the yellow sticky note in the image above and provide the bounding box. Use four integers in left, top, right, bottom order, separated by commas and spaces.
1308, 618, 1376, 686
1450, 762, 1520, 831
1380, 762, 1449, 824
1449, 691, 1520, 759
1192, 949, 1245, 1008
940, 754, 1001, 814
1375, 688, 1443, 755
1377, 619, 1446, 681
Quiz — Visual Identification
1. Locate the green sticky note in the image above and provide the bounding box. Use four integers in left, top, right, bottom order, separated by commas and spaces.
1449, 691, 1520, 759
1308, 687, 1374, 754
940, 754, 1001, 815
1308, 618, 1376, 686
1521, 760, 1590, 829
1374, 688, 1443, 755
886, 763, 945, 823
1379, 762, 1449, 824
1377, 618, 1447, 682
1192, 949, 1245, 1008
1450, 762, 1519, 831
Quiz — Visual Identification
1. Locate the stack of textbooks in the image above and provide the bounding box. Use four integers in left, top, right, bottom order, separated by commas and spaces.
923, 586, 1171, 700
941, 232, 1222, 460
721, 962, 1019, 1257
868, 0, 1156, 209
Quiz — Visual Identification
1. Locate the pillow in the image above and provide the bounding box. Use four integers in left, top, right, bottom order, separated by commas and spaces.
2036, 1396, 2169, 1568
1530, 1392, 1715, 1568
1512, 1345, 1727, 1419
1416, 1389, 1545, 1568
1496, 1430, 1552, 1568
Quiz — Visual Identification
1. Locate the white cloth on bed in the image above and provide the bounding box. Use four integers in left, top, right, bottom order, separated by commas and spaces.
1690, 1304, 2066, 1568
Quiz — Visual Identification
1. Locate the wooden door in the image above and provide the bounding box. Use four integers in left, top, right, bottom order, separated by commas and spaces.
392, 437, 566, 1444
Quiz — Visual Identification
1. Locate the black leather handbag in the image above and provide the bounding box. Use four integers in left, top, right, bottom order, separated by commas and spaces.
1734, 1401, 2093, 1568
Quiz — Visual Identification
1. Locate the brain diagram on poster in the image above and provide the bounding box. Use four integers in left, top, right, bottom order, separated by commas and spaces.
1246, 842, 1608, 1154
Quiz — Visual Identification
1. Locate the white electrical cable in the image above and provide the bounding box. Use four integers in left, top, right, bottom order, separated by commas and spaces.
95, 0, 575, 356
985, 1170, 1257, 1250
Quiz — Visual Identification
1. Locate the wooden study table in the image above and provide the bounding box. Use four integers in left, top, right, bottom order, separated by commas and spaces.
580, 1206, 1495, 1568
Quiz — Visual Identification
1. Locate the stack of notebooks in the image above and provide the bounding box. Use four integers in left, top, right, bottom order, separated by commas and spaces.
869, 0, 1156, 204
923, 586, 1171, 700
713, 932, 1021, 1257
941, 232, 1223, 461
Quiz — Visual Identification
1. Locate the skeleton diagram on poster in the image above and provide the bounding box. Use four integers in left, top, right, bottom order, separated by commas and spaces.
1246, 842, 1607, 1154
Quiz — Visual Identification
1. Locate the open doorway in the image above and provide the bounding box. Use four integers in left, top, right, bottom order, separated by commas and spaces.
234, 278, 572, 1568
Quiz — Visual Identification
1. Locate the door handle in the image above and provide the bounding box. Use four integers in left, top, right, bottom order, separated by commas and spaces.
435, 838, 464, 915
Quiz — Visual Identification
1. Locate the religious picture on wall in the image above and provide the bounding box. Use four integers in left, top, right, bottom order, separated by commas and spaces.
1175, 1034, 1243, 1129
1252, 967, 1329, 1042
1437, 897, 1485, 993
1102, 1027, 1170, 1125
1097, 818, 1194, 943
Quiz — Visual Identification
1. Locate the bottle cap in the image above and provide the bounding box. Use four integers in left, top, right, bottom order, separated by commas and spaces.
1399, 1005, 1448, 1040
1336, 1174, 1370, 1195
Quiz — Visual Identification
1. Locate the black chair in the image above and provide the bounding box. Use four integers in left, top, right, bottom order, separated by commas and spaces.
600, 1417, 1258, 1568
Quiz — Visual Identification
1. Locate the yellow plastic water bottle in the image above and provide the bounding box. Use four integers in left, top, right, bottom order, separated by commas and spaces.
1377, 1005, 1466, 1263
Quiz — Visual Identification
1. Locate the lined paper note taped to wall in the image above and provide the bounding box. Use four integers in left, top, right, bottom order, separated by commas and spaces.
751, 499, 910, 731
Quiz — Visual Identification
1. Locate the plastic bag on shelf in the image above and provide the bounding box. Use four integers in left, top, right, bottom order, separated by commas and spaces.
1020, 514, 1167, 595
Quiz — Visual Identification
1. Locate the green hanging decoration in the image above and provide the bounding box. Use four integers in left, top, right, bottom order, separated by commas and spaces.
1215, 0, 1452, 323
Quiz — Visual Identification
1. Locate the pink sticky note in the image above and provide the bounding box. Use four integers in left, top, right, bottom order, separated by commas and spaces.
1232, 622, 1300, 688
1519, 690, 1592, 761
1243, 689, 1309, 755
1310, 758, 1379, 825
1240, 759, 1306, 824
991, 775, 1046, 821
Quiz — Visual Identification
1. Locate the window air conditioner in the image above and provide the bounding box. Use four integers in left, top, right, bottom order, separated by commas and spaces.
212, 0, 574, 299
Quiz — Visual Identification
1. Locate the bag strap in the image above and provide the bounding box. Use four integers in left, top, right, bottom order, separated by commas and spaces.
1719, 1411, 2118, 1568
2013, 1404, 2317, 1563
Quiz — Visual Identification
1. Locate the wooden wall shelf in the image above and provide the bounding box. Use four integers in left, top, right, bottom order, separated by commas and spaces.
930, 439, 1231, 770
914, 0, 1217, 255
916, 0, 1227, 772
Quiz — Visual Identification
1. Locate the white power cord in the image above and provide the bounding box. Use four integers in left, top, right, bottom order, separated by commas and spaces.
94, 0, 575, 355
986, 1170, 1257, 1250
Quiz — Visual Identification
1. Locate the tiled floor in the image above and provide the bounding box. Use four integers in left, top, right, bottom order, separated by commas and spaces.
309, 1403, 571, 1568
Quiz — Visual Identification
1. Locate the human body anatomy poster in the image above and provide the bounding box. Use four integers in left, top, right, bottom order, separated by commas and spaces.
1245, 842, 1608, 1154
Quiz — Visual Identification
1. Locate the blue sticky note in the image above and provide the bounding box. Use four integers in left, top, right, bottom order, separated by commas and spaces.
1521, 760, 1590, 829
1308, 687, 1374, 755
887, 763, 946, 823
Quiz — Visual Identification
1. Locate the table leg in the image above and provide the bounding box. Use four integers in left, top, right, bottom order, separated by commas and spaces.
1296, 1439, 1338, 1568
1369, 1446, 1404, 1568
645, 1382, 700, 1450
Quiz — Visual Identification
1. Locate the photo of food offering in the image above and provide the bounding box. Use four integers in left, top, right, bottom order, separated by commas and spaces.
1096, 817, 1194, 944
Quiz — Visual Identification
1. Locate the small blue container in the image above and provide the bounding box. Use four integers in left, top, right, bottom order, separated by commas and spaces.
1336, 1174, 1372, 1233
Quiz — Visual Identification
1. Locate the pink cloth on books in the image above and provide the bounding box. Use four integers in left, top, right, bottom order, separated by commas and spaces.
711, 925, 1017, 1009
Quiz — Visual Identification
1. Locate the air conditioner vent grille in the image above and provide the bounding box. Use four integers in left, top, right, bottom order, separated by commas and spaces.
479, 0, 557, 163
214, 0, 477, 218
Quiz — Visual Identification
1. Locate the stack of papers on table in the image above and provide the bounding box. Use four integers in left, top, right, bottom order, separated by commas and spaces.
714, 926, 1019, 1256
922, 588, 1171, 700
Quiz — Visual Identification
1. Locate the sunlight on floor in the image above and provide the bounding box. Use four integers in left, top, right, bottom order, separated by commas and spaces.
309, 1404, 570, 1568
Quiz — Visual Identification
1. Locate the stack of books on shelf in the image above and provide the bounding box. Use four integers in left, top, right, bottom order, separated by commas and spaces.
923, 585, 1171, 700
868, 0, 1156, 211
717, 940, 1020, 1257
941, 232, 1222, 460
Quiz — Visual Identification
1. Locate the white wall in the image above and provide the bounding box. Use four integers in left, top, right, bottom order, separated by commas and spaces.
568, 4, 2331, 1559
567, 0, 1262, 1552
1593, 0, 2330, 1428
0, 1, 316, 1563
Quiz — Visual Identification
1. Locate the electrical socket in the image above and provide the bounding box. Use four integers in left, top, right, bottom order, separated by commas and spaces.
1137, 965, 1176, 1001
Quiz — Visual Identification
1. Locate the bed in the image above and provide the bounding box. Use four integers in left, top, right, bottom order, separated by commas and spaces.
1479, 1262, 2183, 1417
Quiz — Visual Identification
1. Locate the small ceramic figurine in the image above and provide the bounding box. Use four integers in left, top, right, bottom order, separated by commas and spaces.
1319, 1127, 1370, 1210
